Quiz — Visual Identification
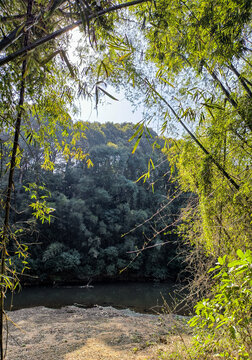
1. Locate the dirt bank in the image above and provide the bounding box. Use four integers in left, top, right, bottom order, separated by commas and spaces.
5, 306, 191, 359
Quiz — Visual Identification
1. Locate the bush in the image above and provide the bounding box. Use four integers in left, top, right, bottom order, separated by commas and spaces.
188, 249, 252, 359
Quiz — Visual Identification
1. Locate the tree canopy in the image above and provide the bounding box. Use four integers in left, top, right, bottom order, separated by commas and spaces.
1, 122, 186, 283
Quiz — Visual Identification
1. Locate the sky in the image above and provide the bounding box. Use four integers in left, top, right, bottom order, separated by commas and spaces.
72, 88, 184, 137
74, 89, 143, 126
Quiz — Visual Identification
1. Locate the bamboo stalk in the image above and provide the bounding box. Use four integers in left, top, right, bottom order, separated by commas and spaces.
0, 1, 33, 358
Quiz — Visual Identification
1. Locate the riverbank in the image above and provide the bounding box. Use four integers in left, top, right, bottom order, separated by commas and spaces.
5, 306, 191, 359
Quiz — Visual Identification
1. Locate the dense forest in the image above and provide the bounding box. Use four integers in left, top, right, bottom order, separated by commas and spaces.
0, 0, 251, 359
6, 122, 187, 283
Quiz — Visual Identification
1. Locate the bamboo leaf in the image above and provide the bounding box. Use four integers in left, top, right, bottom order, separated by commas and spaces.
95, 86, 99, 108
132, 133, 143, 154
202, 103, 225, 110
149, 158, 155, 170
16, 23, 26, 37
107, 42, 129, 51
40, 50, 61, 65
60, 50, 75, 78
101, 61, 110, 77
97, 86, 119, 101
97, 62, 102, 80
76, 0, 88, 32
160, 77, 174, 87
141, 15, 146, 30
118, 52, 131, 61
86, 158, 94, 168
47, 0, 66, 17
34, 24, 49, 34
0, 0, 7, 8
128, 123, 144, 142
136, 172, 148, 183
145, 127, 153, 139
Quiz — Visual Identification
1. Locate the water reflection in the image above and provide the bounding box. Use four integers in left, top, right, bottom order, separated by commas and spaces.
6, 282, 187, 314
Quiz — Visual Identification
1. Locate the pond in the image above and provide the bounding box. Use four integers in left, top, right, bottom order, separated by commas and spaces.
6, 282, 188, 315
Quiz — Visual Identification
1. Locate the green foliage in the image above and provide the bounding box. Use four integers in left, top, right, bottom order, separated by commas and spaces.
165, 98, 251, 255
188, 249, 252, 359
145, 0, 251, 72
6, 122, 186, 283
24, 183, 55, 224
42, 242, 81, 274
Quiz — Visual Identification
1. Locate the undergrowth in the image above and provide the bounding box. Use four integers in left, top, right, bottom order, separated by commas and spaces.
158, 249, 252, 360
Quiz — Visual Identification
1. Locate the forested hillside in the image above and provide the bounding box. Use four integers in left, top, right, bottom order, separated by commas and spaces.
6, 122, 187, 283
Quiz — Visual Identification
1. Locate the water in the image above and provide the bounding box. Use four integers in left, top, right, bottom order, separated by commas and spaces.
6, 282, 187, 314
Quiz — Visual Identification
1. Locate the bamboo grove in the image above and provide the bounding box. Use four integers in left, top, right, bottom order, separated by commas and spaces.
0, 0, 251, 359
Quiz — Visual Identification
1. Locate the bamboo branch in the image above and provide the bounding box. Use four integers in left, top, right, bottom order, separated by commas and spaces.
0, 15, 42, 53
0, 14, 27, 21
0, 23, 27, 52
144, 78, 240, 191
209, 70, 238, 109
0, 0, 150, 67
0, 0, 71, 51
207, 65, 252, 132
229, 62, 252, 98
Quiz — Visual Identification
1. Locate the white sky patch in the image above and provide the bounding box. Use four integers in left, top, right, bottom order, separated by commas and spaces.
76, 89, 143, 125
68, 28, 144, 127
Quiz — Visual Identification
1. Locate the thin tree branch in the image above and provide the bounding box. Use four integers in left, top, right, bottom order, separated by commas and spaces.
127, 238, 173, 253
122, 187, 183, 237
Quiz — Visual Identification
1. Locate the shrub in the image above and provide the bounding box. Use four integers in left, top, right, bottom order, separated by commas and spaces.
188, 249, 252, 359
